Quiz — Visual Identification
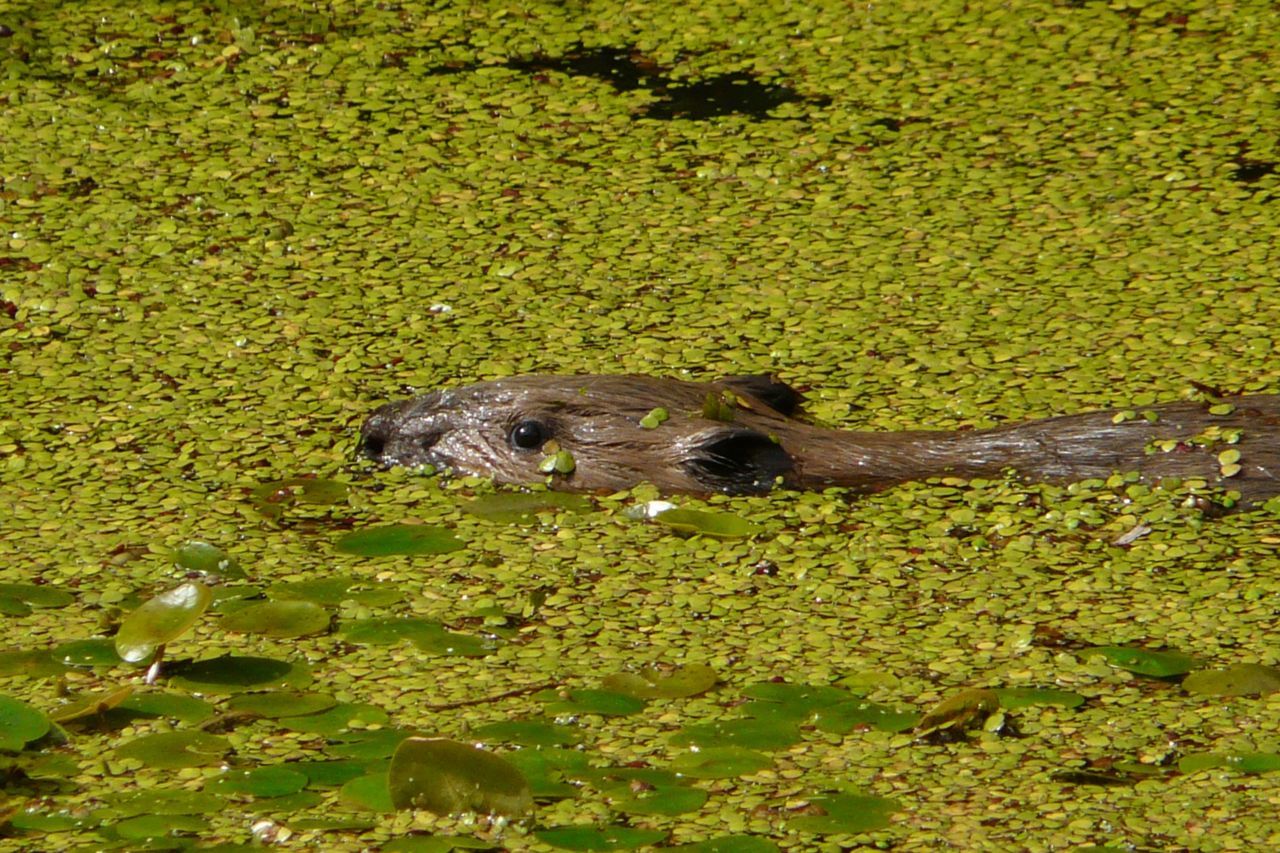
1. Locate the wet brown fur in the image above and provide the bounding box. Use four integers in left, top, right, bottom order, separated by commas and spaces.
362, 374, 1280, 508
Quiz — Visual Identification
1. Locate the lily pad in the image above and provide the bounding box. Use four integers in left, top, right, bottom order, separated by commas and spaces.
118, 693, 215, 724
251, 477, 349, 520
341, 618, 493, 657
109, 814, 209, 842
54, 638, 123, 667
114, 582, 213, 664
669, 747, 773, 779
609, 782, 707, 817
602, 663, 718, 699
463, 491, 593, 523
114, 731, 229, 769
1179, 751, 1280, 774
472, 719, 582, 747
169, 655, 313, 693
173, 541, 246, 581
266, 577, 404, 607
504, 747, 591, 799
209, 766, 309, 797
991, 687, 1086, 710
1086, 646, 1200, 678
0, 694, 51, 750
97, 789, 227, 818
225, 691, 337, 719
534, 825, 668, 850
279, 702, 390, 735
534, 688, 647, 717
811, 700, 919, 734
1183, 663, 1280, 696
0, 582, 75, 611
287, 758, 379, 788
335, 524, 465, 556
668, 837, 779, 853
648, 507, 762, 539
387, 737, 533, 817
669, 718, 801, 750
0, 649, 67, 678
221, 600, 331, 638
788, 793, 899, 834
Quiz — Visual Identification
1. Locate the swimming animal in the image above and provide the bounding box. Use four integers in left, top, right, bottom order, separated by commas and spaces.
361, 374, 1280, 507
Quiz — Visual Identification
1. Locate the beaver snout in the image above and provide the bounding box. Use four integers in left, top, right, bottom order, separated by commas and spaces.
360, 400, 444, 467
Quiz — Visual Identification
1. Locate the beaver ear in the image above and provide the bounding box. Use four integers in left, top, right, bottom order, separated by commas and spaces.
683, 427, 795, 494
719, 375, 804, 417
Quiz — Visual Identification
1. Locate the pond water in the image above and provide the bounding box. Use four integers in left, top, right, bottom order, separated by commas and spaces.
2, 0, 1279, 849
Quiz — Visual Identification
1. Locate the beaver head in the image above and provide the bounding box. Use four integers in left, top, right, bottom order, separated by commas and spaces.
360, 374, 802, 494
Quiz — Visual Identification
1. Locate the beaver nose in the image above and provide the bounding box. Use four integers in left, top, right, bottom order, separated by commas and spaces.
361, 422, 389, 461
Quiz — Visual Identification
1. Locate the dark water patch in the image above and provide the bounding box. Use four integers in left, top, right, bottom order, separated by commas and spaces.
1232, 158, 1276, 185
428, 43, 826, 121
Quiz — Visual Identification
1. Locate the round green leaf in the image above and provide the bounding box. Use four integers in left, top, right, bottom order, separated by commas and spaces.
173, 541, 246, 580
114, 582, 213, 663
533, 825, 668, 850
1184, 663, 1280, 696
114, 731, 229, 769
787, 793, 899, 834
387, 737, 532, 816
335, 524, 464, 556
602, 663, 718, 699
0, 694, 52, 750
221, 600, 330, 638
1086, 646, 1199, 678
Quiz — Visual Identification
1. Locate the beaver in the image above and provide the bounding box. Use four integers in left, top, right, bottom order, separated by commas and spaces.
361, 374, 1280, 507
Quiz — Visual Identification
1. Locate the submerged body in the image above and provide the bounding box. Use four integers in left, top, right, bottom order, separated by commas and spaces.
361, 374, 1280, 507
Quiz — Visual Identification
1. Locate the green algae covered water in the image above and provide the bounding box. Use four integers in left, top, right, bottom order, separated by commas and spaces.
2, 0, 1279, 848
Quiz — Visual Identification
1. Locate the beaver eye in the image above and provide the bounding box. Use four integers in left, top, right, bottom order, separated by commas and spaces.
510, 419, 549, 450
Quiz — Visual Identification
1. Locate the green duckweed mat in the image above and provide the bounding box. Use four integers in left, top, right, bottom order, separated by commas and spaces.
3, 0, 1279, 849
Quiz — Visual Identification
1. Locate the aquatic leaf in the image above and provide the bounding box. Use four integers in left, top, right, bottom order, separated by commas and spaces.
118, 692, 215, 724
669, 718, 801, 750
811, 700, 919, 734
463, 491, 593, 523
741, 682, 856, 706
649, 508, 762, 539
669, 747, 773, 779
267, 577, 403, 607
0, 694, 51, 750
602, 663, 718, 699
225, 691, 337, 719
49, 685, 134, 724
504, 747, 591, 799
54, 638, 122, 667
209, 766, 309, 797
534, 825, 668, 850
0, 649, 68, 678
111, 813, 209, 841
325, 729, 414, 760
787, 793, 899, 834
252, 477, 348, 520
609, 782, 707, 816
0, 582, 74, 609
287, 758, 378, 788
98, 789, 227, 817
335, 524, 465, 556
382, 837, 502, 852
169, 655, 313, 693
173, 540, 246, 581
1183, 663, 1280, 696
115, 731, 229, 769
991, 687, 1086, 710
114, 582, 213, 663
279, 702, 390, 734
538, 448, 576, 475
387, 737, 532, 817
341, 618, 493, 657
9, 809, 98, 832
668, 836, 780, 853
914, 688, 1001, 737
535, 688, 647, 716
1086, 646, 1199, 677
221, 600, 330, 638
1179, 751, 1280, 774
472, 719, 581, 747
